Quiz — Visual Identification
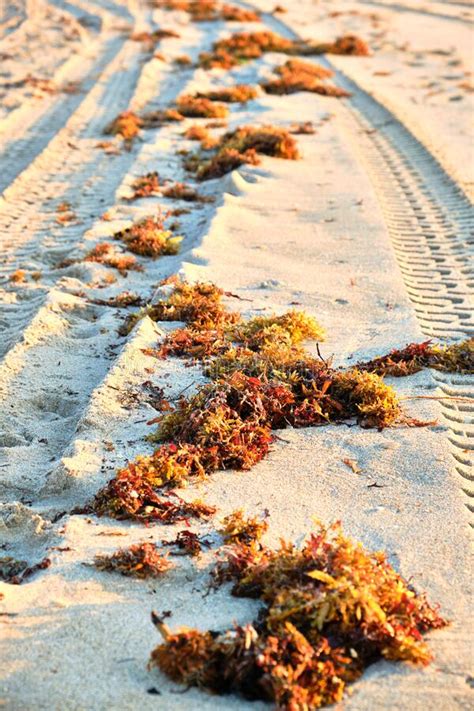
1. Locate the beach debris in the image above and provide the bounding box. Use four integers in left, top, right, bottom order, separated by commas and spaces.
151, 522, 446, 709
289, 121, 315, 134
0, 556, 51, 584
162, 182, 215, 202
87, 473, 216, 524
176, 95, 229, 119
186, 125, 299, 180
342, 458, 362, 474
94, 542, 173, 578
163, 530, 209, 556
130, 28, 180, 46
261, 59, 350, 97
357, 339, 474, 376
113, 216, 182, 258
184, 124, 217, 149
195, 85, 258, 103
174, 54, 193, 66
8, 269, 27, 283
83, 244, 143, 275
219, 509, 268, 544
120, 281, 239, 335
104, 111, 143, 148
128, 172, 161, 200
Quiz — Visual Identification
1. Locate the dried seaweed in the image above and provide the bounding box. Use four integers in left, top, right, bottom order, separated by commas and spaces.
312, 34, 370, 57
104, 111, 143, 148
9, 269, 26, 283
162, 182, 215, 202
119, 281, 239, 335
330, 369, 400, 429
128, 172, 161, 200
151, 522, 446, 709
141, 108, 185, 126
89, 472, 216, 523
113, 443, 209, 488
357, 339, 474, 376
0, 556, 51, 584
174, 54, 193, 66
184, 124, 216, 148
232, 311, 325, 349
94, 542, 173, 578
262, 59, 350, 98
163, 530, 208, 556
176, 95, 229, 119
219, 509, 268, 544
193, 147, 261, 180
158, 327, 229, 359
195, 85, 258, 103
221, 4, 260, 21
189, 125, 299, 180
83, 243, 142, 275
88, 292, 144, 308
131, 28, 180, 44
114, 216, 182, 257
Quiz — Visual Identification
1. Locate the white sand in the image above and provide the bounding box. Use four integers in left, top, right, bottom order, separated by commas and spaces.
0, 1, 472, 709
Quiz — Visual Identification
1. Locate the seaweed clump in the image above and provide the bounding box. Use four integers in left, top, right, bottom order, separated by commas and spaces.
120, 280, 239, 335
128, 172, 161, 200
162, 182, 215, 202
317, 34, 370, 56
184, 124, 217, 149
94, 542, 173, 578
357, 339, 474, 376
196, 85, 258, 103
114, 216, 182, 257
220, 4, 260, 21
104, 111, 143, 148
84, 244, 143, 275
0, 556, 51, 584
131, 28, 180, 45
89, 469, 216, 524
163, 530, 208, 556
151, 521, 447, 709
233, 311, 325, 349
176, 95, 229, 119
262, 58, 350, 98
219, 509, 268, 544
190, 125, 299, 181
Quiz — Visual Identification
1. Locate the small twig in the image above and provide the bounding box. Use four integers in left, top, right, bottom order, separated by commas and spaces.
224, 290, 253, 302
173, 382, 194, 399
273, 434, 291, 444
316, 343, 331, 366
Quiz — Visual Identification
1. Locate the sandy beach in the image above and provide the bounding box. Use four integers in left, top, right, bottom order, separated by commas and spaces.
0, 1, 472, 709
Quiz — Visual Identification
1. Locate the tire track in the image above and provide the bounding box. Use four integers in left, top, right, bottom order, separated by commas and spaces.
238, 1, 474, 514
357, 0, 473, 24
0, 0, 131, 193
0, 9, 237, 505
0, 0, 27, 40
0, 37, 146, 358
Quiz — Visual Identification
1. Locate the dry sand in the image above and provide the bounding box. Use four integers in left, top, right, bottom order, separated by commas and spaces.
0, 1, 472, 709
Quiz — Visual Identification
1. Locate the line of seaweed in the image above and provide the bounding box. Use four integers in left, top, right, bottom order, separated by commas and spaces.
88, 278, 470, 526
